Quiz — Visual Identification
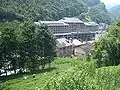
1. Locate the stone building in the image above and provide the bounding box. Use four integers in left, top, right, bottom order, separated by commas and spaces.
72, 39, 93, 57
56, 38, 73, 57
56, 38, 93, 57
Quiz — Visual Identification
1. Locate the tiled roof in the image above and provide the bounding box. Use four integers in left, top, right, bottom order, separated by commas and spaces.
59, 17, 84, 23
84, 22, 98, 26
80, 42, 92, 54
35, 21, 69, 26
72, 39, 86, 46
54, 33, 71, 36
56, 38, 72, 48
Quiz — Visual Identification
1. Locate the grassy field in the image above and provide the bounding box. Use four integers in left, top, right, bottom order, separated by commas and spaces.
0, 58, 120, 90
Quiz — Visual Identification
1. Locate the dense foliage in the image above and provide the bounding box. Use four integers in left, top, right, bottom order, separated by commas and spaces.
43, 60, 120, 90
91, 21, 120, 66
89, 3, 112, 24
0, 0, 111, 24
0, 21, 56, 75
1, 58, 120, 90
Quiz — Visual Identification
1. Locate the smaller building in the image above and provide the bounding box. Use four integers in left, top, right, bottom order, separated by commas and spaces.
56, 38, 73, 57
85, 22, 99, 32
56, 38, 93, 57
72, 39, 92, 57
99, 23, 109, 31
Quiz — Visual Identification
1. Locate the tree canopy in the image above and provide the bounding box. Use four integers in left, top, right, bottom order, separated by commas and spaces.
0, 21, 56, 75
0, 0, 112, 24
89, 3, 112, 24
91, 20, 120, 67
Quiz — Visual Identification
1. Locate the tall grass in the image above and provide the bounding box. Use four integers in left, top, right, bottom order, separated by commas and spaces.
42, 59, 120, 90
1, 58, 120, 90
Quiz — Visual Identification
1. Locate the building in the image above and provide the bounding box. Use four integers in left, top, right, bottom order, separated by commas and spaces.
72, 39, 92, 57
98, 23, 109, 31
35, 17, 99, 41
55, 38, 93, 57
71, 32, 95, 41
35, 21, 70, 34
59, 17, 88, 32
56, 38, 73, 57
85, 22, 99, 32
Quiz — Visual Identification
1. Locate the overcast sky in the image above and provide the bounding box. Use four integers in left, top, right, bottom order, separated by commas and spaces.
101, 0, 120, 8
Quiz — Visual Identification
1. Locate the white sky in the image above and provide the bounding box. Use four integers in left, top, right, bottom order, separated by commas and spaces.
101, 0, 120, 7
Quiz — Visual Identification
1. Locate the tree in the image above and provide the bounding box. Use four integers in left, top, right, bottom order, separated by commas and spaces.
0, 21, 20, 75
19, 21, 56, 72
0, 21, 56, 75
89, 3, 112, 24
91, 20, 120, 67
0, 0, 111, 24
39, 25, 56, 69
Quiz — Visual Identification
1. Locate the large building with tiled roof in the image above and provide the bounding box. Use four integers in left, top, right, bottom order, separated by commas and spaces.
35, 17, 99, 41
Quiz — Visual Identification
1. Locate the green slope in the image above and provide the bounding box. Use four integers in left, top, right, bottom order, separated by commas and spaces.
0, 0, 111, 24
1, 58, 120, 90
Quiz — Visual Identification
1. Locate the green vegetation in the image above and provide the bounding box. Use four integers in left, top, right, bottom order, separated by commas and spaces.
1, 58, 120, 90
91, 20, 120, 66
0, 21, 56, 75
0, 0, 120, 90
0, 0, 111, 24
89, 3, 112, 24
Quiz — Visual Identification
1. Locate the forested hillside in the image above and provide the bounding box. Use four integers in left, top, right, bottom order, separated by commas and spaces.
88, 3, 112, 24
108, 5, 120, 20
0, 0, 111, 24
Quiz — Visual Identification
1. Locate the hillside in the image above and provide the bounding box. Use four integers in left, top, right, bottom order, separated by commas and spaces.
108, 5, 120, 20
1, 58, 120, 90
88, 3, 112, 24
0, 0, 111, 24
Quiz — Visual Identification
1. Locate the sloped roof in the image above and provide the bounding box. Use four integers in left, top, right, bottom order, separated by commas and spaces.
35, 21, 69, 26
54, 33, 71, 36
72, 39, 86, 46
59, 17, 84, 23
84, 22, 98, 26
80, 42, 92, 54
56, 38, 72, 48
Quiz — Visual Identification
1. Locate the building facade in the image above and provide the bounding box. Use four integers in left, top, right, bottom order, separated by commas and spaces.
59, 17, 88, 32
85, 22, 99, 32
35, 21, 70, 34
35, 17, 99, 41
56, 38, 93, 57
56, 38, 73, 57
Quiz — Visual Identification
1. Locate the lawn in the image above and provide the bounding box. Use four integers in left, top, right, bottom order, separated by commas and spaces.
0, 58, 79, 90
0, 58, 120, 90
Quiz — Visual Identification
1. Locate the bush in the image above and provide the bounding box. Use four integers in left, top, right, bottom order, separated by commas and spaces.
91, 21, 120, 67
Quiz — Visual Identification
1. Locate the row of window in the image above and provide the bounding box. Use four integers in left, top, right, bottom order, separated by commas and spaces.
50, 26, 69, 30
54, 31, 69, 34
50, 27, 98, 34
55, 34, 95, 39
